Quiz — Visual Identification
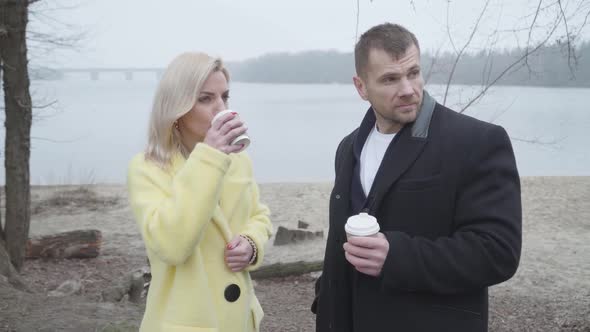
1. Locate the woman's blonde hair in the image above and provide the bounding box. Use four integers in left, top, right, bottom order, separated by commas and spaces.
145, 52, 229, 167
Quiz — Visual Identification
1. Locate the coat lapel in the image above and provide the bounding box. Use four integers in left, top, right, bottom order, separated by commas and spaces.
367, 132, 427, 212
367, 91, 437, 213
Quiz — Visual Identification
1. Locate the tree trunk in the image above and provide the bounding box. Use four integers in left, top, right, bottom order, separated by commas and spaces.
0, 237, 27, 291
0, 58, 4, 244
26, 229, 102, 259
0, 184, 4, 243
0, 0, 33, 271
250, 260, 323, 280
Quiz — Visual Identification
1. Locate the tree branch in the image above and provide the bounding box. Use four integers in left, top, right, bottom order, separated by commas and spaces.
482, 4, 503, 86
445, 1, 459, 55
459, 15, 563, 113
30, 136, 83, 143
525, 0, 544, 71
510, 135, 565, 146
32, 100, 57, 109
356, 0, 360, 42
443, 0, 490, 105
424, 45, 443, 85
557, 0, 575, 72
583, 8, 590, 27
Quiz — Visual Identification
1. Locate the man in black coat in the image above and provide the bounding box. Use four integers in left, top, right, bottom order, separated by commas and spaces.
312, 23, 522, 332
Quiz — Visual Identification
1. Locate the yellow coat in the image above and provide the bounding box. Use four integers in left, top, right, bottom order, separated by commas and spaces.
127, 143, 273, 332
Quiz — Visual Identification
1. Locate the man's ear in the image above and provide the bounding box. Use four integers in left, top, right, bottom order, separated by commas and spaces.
353, 76, 368, 101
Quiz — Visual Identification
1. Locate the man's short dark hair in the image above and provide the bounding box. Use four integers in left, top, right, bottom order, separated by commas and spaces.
354, 23, 420, 77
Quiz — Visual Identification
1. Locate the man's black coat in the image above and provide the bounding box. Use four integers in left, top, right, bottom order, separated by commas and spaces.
314, 92, 522, 332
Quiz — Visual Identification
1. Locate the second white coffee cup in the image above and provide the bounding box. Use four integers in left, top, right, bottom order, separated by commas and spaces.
345, 212, 380, 239
211, 109, 251, 151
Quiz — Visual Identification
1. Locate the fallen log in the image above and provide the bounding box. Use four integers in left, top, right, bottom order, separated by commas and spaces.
137, 260, 320, 299
251, 260, 323, 280
25, 229, 102, 259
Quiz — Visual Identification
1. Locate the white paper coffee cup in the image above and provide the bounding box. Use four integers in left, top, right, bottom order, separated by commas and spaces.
211, 109, 251, 151
345, 212, 380, 239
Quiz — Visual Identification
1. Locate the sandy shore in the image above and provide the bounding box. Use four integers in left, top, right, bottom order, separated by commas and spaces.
28, 177, 590, 271
27, 181, 335, 268
7, 176, 587, 331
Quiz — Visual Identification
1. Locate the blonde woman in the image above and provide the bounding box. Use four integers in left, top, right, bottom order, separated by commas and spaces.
127, 52, 272, 332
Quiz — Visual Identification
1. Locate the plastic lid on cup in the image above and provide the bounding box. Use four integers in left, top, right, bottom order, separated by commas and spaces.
345, 212, 380, 236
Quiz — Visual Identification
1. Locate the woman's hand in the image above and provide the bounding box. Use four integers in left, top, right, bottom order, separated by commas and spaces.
203, 112, 247, 154
224, 235, 254, 272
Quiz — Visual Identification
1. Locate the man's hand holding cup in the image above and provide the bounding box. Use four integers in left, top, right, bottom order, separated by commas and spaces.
343, 212, 389, 277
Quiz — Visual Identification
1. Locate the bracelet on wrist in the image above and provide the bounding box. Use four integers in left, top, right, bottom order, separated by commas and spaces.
239, 235, 257, 265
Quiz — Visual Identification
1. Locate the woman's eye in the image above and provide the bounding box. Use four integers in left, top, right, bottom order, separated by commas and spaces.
198, 96, 210, 103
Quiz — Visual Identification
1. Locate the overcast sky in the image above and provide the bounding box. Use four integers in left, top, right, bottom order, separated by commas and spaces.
31, 0, 590, 68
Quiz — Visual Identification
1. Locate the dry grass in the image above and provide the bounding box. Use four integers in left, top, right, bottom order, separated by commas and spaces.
32, 186, 120, 215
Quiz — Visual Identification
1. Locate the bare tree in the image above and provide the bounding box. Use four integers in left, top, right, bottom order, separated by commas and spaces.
0, 0, 33, 273
0, 1, 84, 286
439, 0, 588, 113
357, 0, 590, 113
0, 59, 2, 244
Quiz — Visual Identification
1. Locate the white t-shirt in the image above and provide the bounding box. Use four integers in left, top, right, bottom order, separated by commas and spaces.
360, 125, 396, 196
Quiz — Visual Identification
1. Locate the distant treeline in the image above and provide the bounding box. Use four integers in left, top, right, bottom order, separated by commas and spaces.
227, 42, 590, 87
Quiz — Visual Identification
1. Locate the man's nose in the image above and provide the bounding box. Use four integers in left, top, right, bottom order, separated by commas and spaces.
399, 77, 414, 96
